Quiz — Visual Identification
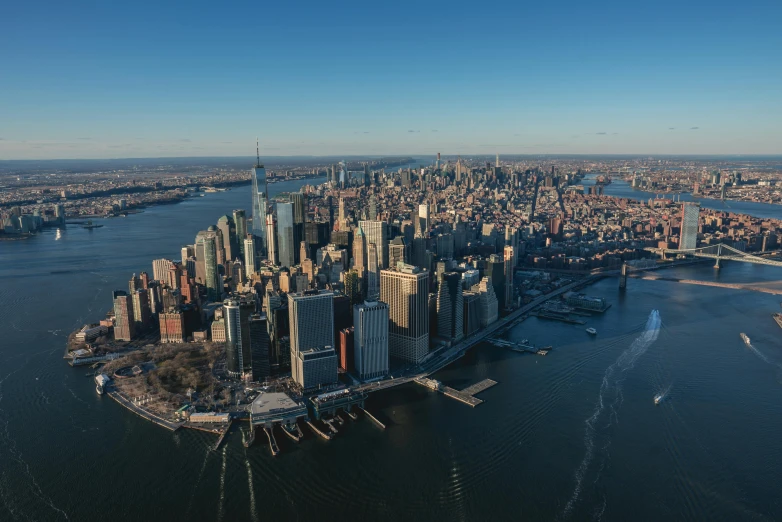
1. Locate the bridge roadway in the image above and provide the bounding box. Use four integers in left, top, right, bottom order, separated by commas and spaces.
351, 275, 600, 396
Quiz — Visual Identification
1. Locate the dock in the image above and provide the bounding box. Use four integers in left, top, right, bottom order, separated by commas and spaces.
416, 377, 498, 407
69, 353, 122, 367
533, 311, 586, 325
213, 420, 232, 451
243, 426, 256, 448
263, 427, 279, 456
106, 389, 183, 431
306, 420, 332, 440
488, 338, 552, 355
358, 407, 386, 430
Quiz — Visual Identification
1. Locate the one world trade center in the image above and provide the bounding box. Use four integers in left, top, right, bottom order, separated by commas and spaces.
251, 140, 268, 257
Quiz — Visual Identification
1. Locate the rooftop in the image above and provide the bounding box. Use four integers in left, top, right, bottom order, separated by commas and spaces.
249, 392, 304, 416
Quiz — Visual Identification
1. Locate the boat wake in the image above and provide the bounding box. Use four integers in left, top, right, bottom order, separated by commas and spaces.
563, 310, 661, 519
655, 384, 672, 405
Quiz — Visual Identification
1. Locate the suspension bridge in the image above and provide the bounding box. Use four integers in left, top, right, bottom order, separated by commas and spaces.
644, 244, 782, 269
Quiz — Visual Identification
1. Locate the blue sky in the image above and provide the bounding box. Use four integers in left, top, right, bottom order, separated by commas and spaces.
1, 0, 781, 159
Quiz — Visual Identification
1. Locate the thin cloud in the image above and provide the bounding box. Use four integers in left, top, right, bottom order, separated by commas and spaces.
407, 130, 420, 133
179, 139, 192, 142
363, 131, 370, 134
612, 132, 618, 135
431, 130, 438, 133
221, 141, 232, 144
690, 126, 699, 130
77, 137, 92, 140
668, 127, 676, 130
595, 132, 607, 135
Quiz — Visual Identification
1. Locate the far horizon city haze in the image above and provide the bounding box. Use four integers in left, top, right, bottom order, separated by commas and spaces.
2, 0, 781, 159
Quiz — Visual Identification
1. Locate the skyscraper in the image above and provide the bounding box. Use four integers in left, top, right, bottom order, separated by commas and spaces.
389, 236, 409, 269
224, 295, 255, 378
437, 272, 464, 341
353, 225, 367, 281
202, 231, 221, 301
417, 204, 430, 238
217, 214, 236, 262
359, 220, 388, 269
277, 202, 296, 268
485, 254, 505, 313
367, 242, 380, 300
249, 313, 271, 381
233, 209, 247, 255
266, 213, 278, 266
380, 265, 429, 364
679, 202, 699, 250
353, 300, 389, 380
503, 245, 515, 309
113, 290, 135, 341
289, 290, 337, 389
244, 236, 256, 279
132, 289, 151, 333
250, 142, 268, 256
473, 277, 498, 327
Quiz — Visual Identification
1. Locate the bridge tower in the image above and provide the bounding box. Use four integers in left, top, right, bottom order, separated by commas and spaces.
619, 262, 628, 289
714, 244, 721, 270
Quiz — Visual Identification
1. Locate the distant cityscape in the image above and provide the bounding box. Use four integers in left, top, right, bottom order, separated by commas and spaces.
54, 152, 782, 444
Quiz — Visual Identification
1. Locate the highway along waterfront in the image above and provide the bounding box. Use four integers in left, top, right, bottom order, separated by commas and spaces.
1, 179, 782, 521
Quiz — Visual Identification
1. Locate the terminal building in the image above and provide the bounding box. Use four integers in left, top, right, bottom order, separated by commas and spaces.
249, 392, 308, 429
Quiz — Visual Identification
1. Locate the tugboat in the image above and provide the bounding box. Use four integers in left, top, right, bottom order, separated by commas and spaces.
586, 327, 597, 335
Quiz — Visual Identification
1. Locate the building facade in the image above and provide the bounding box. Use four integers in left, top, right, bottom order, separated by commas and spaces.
380, 265, 429, 364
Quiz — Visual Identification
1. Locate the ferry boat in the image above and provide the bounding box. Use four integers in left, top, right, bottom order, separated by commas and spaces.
586, 327, 597, 335
94, 373, 110, 395
773, 313, 782, 330
740, 333, 751, 346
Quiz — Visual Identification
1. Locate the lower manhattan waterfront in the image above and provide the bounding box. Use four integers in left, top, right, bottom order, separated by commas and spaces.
2, 177, 782, 521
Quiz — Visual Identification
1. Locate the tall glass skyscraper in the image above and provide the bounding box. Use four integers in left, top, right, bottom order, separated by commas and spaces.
277, 202, 295, 268
251, 160, 268, 257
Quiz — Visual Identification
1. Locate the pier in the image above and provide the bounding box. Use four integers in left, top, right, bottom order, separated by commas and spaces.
213, 420, 232, 451
488, 338, 552, 355
358, 407, 386, 430
306, 420, 332, 440
263, 427, 279, 456
532, 311, 586, 325
106, 389, 183, 431
416, 377, 498, 407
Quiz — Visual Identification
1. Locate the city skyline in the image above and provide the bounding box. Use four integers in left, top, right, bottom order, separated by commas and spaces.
2, 1, 782, 159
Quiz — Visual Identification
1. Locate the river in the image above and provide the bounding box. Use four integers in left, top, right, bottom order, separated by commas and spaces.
1, 177, 781, 521
582, 174, 782, 220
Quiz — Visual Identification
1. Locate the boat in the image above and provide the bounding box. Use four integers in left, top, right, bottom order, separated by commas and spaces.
82, 220, 103, 230
586, 327, 597, 335
740, 333, 751, 346
94, 373, 110, 395
773, 313, 782, 330
654, 394, 663, 405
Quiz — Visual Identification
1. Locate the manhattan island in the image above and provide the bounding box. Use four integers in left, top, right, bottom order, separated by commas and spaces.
65, 153, 782, 452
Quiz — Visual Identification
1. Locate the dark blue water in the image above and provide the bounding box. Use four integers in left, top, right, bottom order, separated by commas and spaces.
583, 174, 782, 220
1, 178, 781, 521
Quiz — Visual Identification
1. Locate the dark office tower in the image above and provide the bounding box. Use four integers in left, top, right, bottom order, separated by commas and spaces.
277, 202, 296, 268
147, 281, 162, 315
249, 313, 271, 381
437, 272, 464, 341
331, 229, 353, 257
217, 215, 236, 262
224, 295, 255, 378
113, 291, 135, 341
251, 142, 268, 257
484, 254, 505, 313
368, 195, 377, 221
411, 236, 428, 270
233, 210, 247, 255
202, 233, 221, 302
305, 221, 330, 261
291, 192, 307, 224
326, 196, 335, 232
344, 269, 362, 306
333, 293, 352, 350
462, 291, 480, 336
132, 288, 151, 333
388, 236, 409, 269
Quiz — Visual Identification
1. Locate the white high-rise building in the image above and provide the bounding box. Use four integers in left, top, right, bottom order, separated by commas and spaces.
679, 203, 699, 250
243, 237, 256, 279
473, 277, 498, 327
152, 258, 173, 282
359, 220, 388, 269
265, 214, 278, 266
380, 265, 429, 364
353, 300, 389, 381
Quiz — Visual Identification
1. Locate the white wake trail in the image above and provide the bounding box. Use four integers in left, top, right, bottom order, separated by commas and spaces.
563, 310, 661, 518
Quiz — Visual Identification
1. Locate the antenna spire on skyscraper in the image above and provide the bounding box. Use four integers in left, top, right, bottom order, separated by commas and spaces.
256, 137, 260, 167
